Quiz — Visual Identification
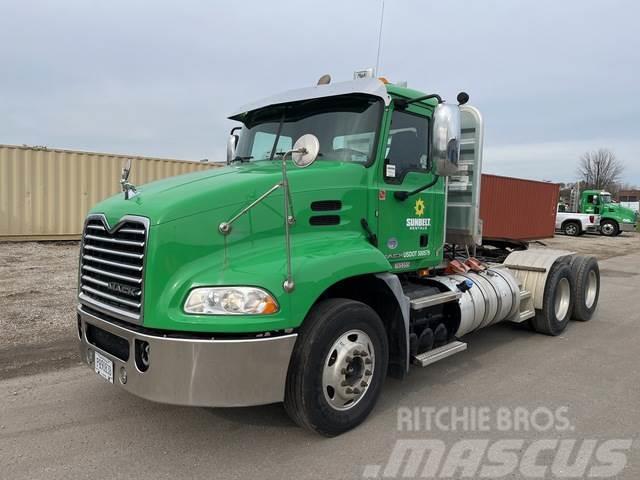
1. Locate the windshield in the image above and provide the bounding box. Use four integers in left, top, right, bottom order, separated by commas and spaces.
234, 95, 382, 165
601, 194, 612, 204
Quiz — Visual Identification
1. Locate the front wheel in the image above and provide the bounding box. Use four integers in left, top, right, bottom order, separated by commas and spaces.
284, 298, 388, 436
600, 220, 619, 236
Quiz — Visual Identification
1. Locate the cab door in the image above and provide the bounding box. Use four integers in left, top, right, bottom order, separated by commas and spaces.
376, 105, 446, 271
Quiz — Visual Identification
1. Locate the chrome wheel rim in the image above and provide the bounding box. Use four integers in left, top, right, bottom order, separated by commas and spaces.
566, 224, 577, 235
602, 223, 615, 235
555, 277, 571, 320
322, 329, 374, 411
585, 270, 597, 308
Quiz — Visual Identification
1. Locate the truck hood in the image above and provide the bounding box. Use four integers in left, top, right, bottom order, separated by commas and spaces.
90, 161, 365, 227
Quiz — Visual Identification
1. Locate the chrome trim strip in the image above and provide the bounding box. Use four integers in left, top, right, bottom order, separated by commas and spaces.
118, 228, 145, 235
84, 244, 143, 260
81, 274, 110, 288
78, 293, 140, 322
83, 251, 143, 267
82, 265, 142, 283
81, 285, 142, 308
84, 234, 145, 247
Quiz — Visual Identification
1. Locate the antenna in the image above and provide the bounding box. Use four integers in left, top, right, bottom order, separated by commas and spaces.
375, 0, 385, 75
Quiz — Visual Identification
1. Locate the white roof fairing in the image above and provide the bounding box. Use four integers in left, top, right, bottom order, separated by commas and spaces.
228, 78, 391, 120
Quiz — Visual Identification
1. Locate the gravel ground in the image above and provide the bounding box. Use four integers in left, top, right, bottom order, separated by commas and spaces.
533, 231, 640, 259
0, 241, 80, 378
0, 232, 637, 379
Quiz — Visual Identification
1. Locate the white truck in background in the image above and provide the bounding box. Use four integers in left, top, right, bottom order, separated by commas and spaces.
556, 204, 600, 236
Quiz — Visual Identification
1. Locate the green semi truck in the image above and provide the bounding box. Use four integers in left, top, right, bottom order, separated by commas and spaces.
77, 76, 601, 436
577, 189, 637, 236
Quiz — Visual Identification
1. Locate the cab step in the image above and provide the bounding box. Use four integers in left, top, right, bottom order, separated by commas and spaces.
410, 291, 461, 310
411, 341, 468, 367
518, 309, 536, 322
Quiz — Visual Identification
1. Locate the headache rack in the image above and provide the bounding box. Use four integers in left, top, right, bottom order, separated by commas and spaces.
78, 214, 149, 324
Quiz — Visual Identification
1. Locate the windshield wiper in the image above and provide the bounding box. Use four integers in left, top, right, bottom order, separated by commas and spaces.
269, 109, 286, 161
230, 156, 253, 163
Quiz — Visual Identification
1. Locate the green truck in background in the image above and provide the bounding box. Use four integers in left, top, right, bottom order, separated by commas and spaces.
77, 75, 602, 436
577, 189, 637, 236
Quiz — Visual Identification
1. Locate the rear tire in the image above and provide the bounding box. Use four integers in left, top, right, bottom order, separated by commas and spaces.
600, 220, 619, 236
284, 298, 388, 436
562, 221, 581, 237
569, 255, 600, 321
531, 263, 574, 336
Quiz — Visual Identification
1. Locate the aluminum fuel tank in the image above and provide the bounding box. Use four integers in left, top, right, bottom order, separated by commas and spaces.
430, 266, 521, 337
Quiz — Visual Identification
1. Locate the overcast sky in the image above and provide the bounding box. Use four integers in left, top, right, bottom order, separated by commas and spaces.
1, 0, 639, 184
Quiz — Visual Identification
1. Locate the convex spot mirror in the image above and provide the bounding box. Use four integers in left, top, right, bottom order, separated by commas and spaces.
291, 134, 320, 168
432, 103, 461, 176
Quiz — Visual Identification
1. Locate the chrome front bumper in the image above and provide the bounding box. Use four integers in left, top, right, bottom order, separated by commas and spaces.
620, 222, 637, 232
77, 306, 297, 407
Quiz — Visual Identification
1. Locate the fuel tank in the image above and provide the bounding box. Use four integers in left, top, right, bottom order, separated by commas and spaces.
430, 266, 521, 337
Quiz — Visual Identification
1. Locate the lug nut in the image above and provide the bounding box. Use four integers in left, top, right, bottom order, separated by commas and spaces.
341, 381, 348, 386
360, 381, 368, 387
352, 350, 360, 356
353, 388, 361, 394
365, 358, 372, 365
346, 388, 353, 394
361, 351, 369, 357
365, 369, 372, 376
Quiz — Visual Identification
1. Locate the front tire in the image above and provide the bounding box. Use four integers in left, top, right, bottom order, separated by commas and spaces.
600, 220, 619, 236
284, 298, 388, 436
531, 263, 574, 336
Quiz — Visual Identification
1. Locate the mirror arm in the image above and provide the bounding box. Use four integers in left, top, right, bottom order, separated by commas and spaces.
394, 175, 440, 201
394, 94, 443, 110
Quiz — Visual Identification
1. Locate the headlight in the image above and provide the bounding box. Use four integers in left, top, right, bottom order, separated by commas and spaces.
184, 287, 279, 315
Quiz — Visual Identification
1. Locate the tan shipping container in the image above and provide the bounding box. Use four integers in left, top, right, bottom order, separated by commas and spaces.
0, 144, 219, 240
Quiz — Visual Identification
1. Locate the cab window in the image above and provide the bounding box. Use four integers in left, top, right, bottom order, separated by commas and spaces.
384, 109, 429, 183
250, 131, 292, 160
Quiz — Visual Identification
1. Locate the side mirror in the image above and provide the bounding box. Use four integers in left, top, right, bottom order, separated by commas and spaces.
226, 134, 239, 164
291, 134, 320, 168
431, 103, 461, 176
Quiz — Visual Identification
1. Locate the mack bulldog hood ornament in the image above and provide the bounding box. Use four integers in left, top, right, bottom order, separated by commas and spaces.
120, 158, 137, 200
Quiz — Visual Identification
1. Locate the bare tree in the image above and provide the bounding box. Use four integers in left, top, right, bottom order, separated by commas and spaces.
577, 148, 624, 191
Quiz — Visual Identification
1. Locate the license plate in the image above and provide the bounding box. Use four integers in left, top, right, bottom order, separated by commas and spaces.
94, 351, 114, 383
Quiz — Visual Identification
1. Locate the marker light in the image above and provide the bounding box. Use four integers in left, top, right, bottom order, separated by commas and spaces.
184, 287, 279, 315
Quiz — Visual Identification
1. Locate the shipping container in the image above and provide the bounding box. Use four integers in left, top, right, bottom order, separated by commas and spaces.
479, 174, 560, 241
0, 144, 219, 241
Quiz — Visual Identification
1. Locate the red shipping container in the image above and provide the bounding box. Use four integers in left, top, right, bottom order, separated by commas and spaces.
479, 174, 560, 241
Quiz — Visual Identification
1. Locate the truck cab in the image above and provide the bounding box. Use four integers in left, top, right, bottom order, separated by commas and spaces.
77, 76, 601, 436
580, 190, 637, 236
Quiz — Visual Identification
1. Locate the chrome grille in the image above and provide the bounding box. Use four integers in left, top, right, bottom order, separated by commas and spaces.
79, 215, 148, 324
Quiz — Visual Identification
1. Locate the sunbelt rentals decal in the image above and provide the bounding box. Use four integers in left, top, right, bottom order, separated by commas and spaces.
406, 197, 431, 230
